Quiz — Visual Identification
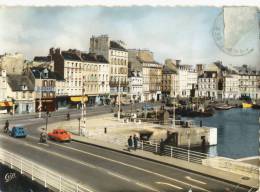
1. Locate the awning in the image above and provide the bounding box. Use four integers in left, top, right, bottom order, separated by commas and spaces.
70, 96, 88, 102
0, 101, 13, 107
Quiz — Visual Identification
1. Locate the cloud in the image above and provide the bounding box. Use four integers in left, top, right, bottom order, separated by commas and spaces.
0, 6, 258, 68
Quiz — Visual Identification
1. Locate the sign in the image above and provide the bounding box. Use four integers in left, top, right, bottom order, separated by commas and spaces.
4, 172, 16, 183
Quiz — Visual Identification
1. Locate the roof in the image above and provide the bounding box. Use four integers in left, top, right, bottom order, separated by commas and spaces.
7, 75, 34, 91
81, 53, 108, 63
62, 51, 81, 61
110, 41, 127, 51
30, 67, 60, 79
34, 56, 51, 62
163, 65, 177, 74
198, 71, 217, 78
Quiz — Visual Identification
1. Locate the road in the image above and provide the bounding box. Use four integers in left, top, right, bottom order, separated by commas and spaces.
0, 105, 251, 192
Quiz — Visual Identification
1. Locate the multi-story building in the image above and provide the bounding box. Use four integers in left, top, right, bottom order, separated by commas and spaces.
0, 53, 25, 75
0, 70, 14, 114
198, 71, 219, 99
130, 49, 162, 101
223, 74, 240, 99
30, 67, 57, 112
178, 64, 197, 98
239, 73, 260, 100
50, 48, 109, 107
128, 71, 143, 102
162, 60, 179, 99
89, 35, 128, 98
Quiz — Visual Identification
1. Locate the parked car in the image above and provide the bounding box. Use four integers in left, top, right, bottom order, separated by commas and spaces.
9, 126, 27, 138
48, 129, 71, 142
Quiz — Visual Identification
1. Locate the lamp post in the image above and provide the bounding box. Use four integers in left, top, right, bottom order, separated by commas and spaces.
45, 110, 48, 134
187, 129, 191, 162
38, 71, 42, 118
78, 117, 81, 136
117, 76, 121, 121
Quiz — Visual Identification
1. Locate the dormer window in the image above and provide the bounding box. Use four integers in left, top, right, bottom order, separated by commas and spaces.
21, 85, 28, 90
43, 68, 48, 78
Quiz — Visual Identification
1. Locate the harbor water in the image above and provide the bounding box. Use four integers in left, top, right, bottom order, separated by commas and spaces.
190, 108, 259, 159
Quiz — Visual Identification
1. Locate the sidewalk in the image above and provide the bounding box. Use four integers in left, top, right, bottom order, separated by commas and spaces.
71, 134, 258, 189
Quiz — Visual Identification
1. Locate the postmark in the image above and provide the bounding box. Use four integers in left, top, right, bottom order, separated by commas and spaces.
212, 8, 257, 56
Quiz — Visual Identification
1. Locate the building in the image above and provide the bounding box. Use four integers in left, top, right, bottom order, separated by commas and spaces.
223, 74, 240, 99
128, 71, 143, 102
50, 48, 109, 107
162, 60, 179, 99
30, 67, 57, 112
89, 35, 128, 99
198, 71, 219, 99
29, 56, 54, 71
239, 72, 260, 100
0, 53, 25, 75
129, 49, 162, 101
7, 74, 35, 114
177, 64, 197, 98
0, 70, 13, 114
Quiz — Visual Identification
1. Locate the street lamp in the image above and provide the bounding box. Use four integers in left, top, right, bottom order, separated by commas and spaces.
78, 117, 81, 136
186, 129, 191, 162
32, 69, 43, 119
118, 76, 121, 121
45, 110, 48, 134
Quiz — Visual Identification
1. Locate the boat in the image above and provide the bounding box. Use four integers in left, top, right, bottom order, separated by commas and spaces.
242, 102, 253, 108
214, 104, 233, 110
252, 104, 260, 109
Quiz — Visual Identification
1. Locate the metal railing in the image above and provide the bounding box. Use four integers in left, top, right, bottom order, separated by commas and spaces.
0, 148, 92, 192
140, 140, 209, 164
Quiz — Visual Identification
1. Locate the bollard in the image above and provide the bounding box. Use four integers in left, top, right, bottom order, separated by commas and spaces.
104, 127, 107, 134
200, 120, 202, 127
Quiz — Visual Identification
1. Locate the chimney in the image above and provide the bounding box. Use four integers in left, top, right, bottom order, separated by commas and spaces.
49, 47, 54, 56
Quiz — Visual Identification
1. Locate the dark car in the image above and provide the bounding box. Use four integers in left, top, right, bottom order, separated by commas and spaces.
9, 127, 27, 138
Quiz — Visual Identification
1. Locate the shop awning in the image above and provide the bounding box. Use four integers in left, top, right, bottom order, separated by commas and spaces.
0, 101, 13, 107
70, 96, 88, 102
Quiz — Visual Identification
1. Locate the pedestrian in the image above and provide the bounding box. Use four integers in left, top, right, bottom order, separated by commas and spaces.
159, 138, 165, 156
188, 186, 192, 192
4, 120, 9, 133
127, 135, 133, 151
133, 134, 139, 150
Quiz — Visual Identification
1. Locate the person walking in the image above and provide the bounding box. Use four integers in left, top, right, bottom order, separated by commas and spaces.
127, 135, 133, 151
4, 120, 9, 133
159, 138, 165, 156
133, 134, 138, 150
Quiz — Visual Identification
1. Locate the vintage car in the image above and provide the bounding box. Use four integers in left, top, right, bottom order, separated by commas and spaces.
48, 129, 71, 142
9, 127, 27, 138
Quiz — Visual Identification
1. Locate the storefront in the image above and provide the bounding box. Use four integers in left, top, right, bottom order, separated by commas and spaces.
0, 101, 13, 114
35, 98, 56, 112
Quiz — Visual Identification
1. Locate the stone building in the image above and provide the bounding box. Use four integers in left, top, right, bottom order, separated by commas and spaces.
30, 67, 57, 112
130, 49, 162, 101
177, 64, 197, 98
128, 71, 143, 102
50, 48, 109, 107
0, 53, 25, 75
223, 74, 240, 99
162, 60, 179, 99
198, 71, 219, 99
7, 74, 35, 114
89, 35, 128, 98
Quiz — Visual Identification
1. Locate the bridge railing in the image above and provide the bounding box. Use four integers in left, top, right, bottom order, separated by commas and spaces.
0, 148, 92, 192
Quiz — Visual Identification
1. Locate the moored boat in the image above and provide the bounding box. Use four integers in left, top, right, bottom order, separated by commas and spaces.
242, 102, 253, 108
214, 104, 233, 110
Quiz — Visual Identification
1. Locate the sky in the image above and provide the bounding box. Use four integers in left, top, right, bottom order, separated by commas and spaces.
0, 6, 259, 68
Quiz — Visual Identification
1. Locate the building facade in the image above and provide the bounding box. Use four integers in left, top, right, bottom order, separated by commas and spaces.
128, 71, 143, 102
223, 74, 240, 99
178, 65, 197, 98
198, 71, 219, 99
89, 35, 128, 97
162, 62, 179, 99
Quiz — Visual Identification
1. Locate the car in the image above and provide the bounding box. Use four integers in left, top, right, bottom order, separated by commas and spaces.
48, 129, 71, 142
9, 127, 27, 138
